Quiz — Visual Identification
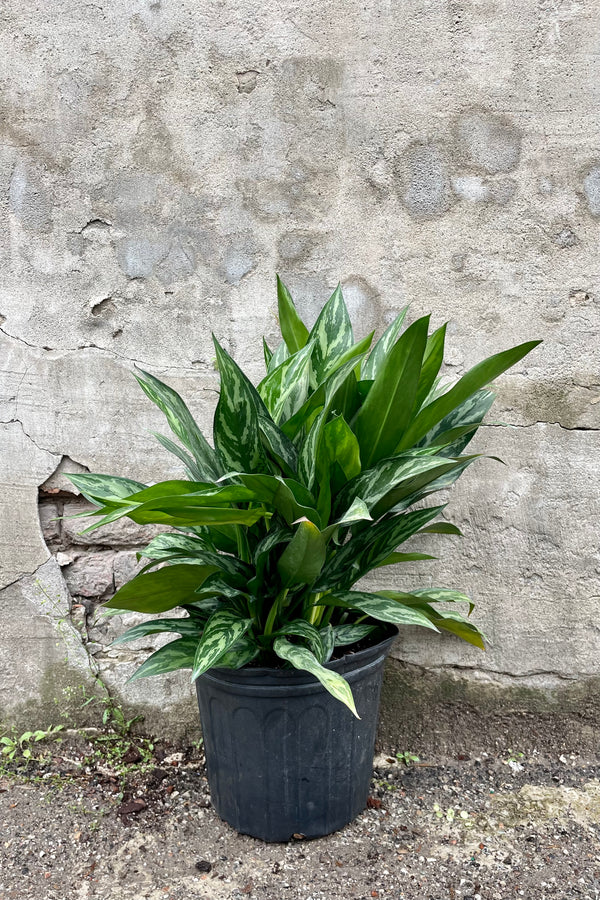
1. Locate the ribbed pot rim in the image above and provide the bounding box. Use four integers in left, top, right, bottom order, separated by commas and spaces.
197, 624, 398, 688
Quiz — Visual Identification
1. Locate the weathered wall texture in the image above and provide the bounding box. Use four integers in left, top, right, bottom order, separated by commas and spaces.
1, 0, 599, 740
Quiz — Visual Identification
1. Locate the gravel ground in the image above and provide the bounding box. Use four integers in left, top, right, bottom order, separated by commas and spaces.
1, 734, 600, 900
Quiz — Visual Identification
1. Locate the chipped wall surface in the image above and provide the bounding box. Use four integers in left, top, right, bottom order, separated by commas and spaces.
1, 0, 599, 736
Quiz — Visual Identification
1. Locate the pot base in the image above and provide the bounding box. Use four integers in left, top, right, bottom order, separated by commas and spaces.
195, 630, 397, 842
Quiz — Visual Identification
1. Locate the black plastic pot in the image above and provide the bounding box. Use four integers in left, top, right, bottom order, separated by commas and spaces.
195, 627, 397, 842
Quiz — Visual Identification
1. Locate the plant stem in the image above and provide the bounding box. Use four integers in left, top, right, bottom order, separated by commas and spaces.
307, 591, 324, 626
264, 588, 288, 636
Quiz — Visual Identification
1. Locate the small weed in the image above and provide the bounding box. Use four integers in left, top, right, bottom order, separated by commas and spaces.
433, 803, 473, 827
396, 750, 420, 766
0, 724, 64, 770
503, 748, 525, 765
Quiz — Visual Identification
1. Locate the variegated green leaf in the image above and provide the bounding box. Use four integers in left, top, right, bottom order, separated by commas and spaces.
191, 609, 252, 681
397, 340, 541, 451
334, 453, 458, 519
419, 389, 495, 455
406, 587, 475, 615
214, 635, 259, 669
277, 275, 310, 353
68, 473, 146, 507
323, 591, 440, 631
153, 432, 204, 481
258, 415, 299, 475
273, 637, 359, 718
268, 340, 290, 373
134, 368, 221, 481
319, 624, 335, 662
111, 617, 201, 645
308, 284, 354, 383
317, 505, 445, 590
129, 637, 198, 681
213, 337, 268, 474
138, 532, 213, 560
324, 330, 374, 380
139, 533, 250, 578
362, 307, 409, 380
379, 596, 484, 649
275, 620, 324, 661
333, 623, 377, 647
321, 497, 372, 542
104, 564, 219, 613
258, 342, 314, 423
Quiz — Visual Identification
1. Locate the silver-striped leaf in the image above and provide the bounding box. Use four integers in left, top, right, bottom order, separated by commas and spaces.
134, 368, 221, 481
324, 591, 440, 631
361, 307, 408, 381
273, 637, 359, 718
111, 617, 201, 646
129, 637, 198, 681
308, 284, 354, 384
191, 609, 253, 681
333, 623, 377, 647
213, 337, 268, 474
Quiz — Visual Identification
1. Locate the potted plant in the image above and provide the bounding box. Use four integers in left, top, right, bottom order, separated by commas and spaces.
69, 278, 540, 841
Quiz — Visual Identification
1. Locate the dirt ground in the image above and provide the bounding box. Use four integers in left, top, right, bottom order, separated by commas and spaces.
1, 733, 599, 900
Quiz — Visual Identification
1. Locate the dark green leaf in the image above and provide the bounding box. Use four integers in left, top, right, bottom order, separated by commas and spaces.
413, 323, 447, 413
277, 275, 310, 353
353, 316, 430, 468
235, 472, 319, 526
418, 522, 463, 536
263, 337, 273, 371
104, 564, 219, 613
277, 519, 327, 587
373, 551, 437, 568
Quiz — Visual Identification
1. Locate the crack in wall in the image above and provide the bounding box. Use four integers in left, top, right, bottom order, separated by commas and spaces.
0, 416, 62, 458
483, 422, 599, 433
0, 324, 214, 373
395, 659, 583, 684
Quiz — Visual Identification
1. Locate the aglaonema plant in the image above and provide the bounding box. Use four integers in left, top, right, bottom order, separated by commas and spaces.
69, 278, 540, 717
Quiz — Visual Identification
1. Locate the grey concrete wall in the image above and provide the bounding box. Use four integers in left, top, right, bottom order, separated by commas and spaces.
1, 0, 599, 738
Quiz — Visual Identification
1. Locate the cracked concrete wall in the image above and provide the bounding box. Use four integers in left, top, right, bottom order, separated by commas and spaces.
1, 0, 599, 737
